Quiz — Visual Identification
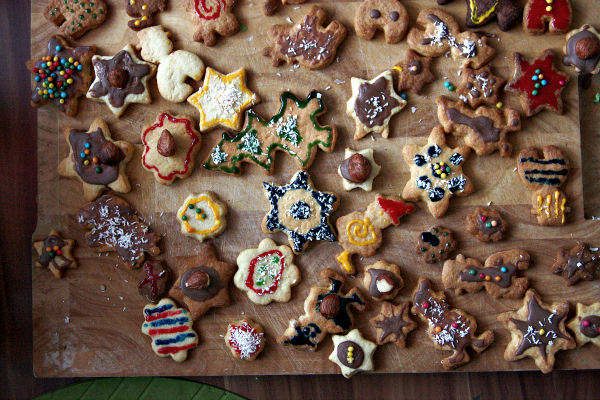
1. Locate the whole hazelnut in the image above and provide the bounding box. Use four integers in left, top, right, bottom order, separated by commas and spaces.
319, 294, 340, 319
98, 141, 122, 165
575, 37, 600, 60
108, 68, 129, 89
347, 154, 372, 184
157, 129, 177, 157
185, 270, 210, 290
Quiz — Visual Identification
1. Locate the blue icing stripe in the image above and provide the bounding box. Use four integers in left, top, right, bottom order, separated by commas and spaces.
155, 333, 196, 346
144, 303, 174, 315
150, 316, 189, 327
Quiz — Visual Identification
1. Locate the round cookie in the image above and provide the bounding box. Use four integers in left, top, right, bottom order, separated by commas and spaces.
363, 261, 403, 301
465, 207, 509, 242
567, 302, 600, 348
224, 318, 266, 361
416, 226, 457, 264
177, 192, 228, 243
354, 0, 409, 44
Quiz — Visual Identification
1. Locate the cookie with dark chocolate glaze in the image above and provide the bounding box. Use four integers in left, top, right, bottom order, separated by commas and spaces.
466, 207, 509, 242
416, 226, 457, 264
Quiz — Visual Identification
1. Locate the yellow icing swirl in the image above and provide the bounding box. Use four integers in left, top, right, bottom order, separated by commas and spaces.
346, 218, 377, 246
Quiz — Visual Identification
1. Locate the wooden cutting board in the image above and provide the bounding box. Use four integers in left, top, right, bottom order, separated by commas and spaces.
32, 0, 600, 376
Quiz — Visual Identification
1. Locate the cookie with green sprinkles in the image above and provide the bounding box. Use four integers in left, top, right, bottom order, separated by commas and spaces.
177, 192, 228, 243
416, 226, 457, 264
43, 0, 108, 39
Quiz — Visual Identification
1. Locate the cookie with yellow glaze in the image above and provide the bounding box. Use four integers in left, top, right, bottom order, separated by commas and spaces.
177, 191, 228, 243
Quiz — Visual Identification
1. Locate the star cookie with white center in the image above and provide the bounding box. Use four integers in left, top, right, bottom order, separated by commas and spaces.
262, 170, 339, 254
58, 119, 135, 201
177, 192, 228, 243
234, 238, 301, 305
169, 243, 236, 321
347, 70, 406, 140
402, 126, 473, 218
329, 329, 377, 378
187, 67, 260, 132
33, 230, 77, 279
87, 44, 156, 117
497, 289, 575, 373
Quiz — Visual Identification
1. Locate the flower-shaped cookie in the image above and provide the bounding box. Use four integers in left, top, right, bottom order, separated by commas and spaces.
347, 70, 406, 140
224, 318, 266, 361
57, 119, 135, 201
168, 243, 236, 321
234, 238, 301, 305
177, 192, 228, 243
456, 65, 506, 108
187, 67, 260, 132
402, 126, 473, 218
262, 170, 339, 254
329, 329, 377, 378
141, 113, 202, 185
567, 302, 600, 348
33, 229, 77, 278
338, 148, 381, 192
87, 44, 156, 117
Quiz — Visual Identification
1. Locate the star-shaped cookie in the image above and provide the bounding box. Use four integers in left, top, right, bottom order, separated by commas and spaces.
329, 329, 377, 378
26, 35, 95, 117
498, 289, 575, 373
402, 126, 473, 218
338, 148, 381, 192
505, 49, 570, 116
141, 112, 202, 185
567, 302, 600, 348
370, 301, 416, 348
86, 44, 156, 117
234, 238, 301, 305
57, 119, 134, 201
393, 49, 435, 95
177, 192, 228, 243
456, 65, 506, 109
262, 170, 339, 254
347, 70, 406, 140
33, 229, 77, 278
550, 243, 599, 286
169, 243, 236, 321
187, 67, 260, 132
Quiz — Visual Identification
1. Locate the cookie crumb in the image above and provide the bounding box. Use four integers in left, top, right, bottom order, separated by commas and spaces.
334, 79, 345, 84
65, 317, 70, 323
100, 285, 107, 292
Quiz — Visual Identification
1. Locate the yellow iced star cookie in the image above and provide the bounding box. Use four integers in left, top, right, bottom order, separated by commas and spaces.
177, 191, 228, 242
187, 67, 260, 132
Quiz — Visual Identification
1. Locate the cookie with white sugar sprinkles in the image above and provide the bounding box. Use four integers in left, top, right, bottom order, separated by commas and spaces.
224, 318, 266, 361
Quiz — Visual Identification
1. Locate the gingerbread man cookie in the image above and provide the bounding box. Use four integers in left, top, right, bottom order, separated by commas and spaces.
138, 259, 170, 303
416, 226, 457, 264
523, 0, 572, 35
402, 126, 473, 218
184, 0, 239, 46
27, 35, 95, 117
336, 195, 416, 275
126, 0, 166, 31
141, 112, 202, 185
567, 303, 600, 348
225, 318, 266, 361
347, 70, 407, 140
436, 96, 521, 157
354, 0, 409, 44
505, 49, 570, 116
43, 0, 107, 39
169, 243, 236, 321
442, 250, 531, 299
177, 192, 228, 243
142, 298, 198, 362
33, 230, 77, 279
465, 207, 509, 242
456, 65, 506, 109
277, 269, 367, 350
87, 45, 157, 117
262, 171, 339, 254
57, 119, 134, 201
203, 91, 337, 176
187, 67, 260, 132
370, 301, 417, 348
393, 49, 435, 95
79, 195, 162, 269
497, 289, 575, 374
262, 6, 347, 70
329, 329, 377, 378
464, 0, 523, 32
517, 146, 571, 226
407, 8, 496, 69
234, 238, 301, 305
551, 243, 599, 286
412, 278, 494, 370
363, 261, 403, 302
338, 148, 381, 192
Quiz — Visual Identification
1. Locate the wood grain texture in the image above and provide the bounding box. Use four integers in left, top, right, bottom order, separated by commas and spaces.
13, 0, 600, 394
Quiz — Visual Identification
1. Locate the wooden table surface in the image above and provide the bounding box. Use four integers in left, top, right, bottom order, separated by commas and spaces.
4, 0, 600, 398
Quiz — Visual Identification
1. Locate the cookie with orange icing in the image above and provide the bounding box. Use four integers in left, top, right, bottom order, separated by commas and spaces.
177, 192, 228, 243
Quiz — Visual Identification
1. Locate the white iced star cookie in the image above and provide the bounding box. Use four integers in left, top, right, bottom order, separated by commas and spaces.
177, 191, 228, 242
346, 70, 406, 140
338, 148, 381, 192
234, 238, 301, 305
187, 67, 261, 132
329, 329, 377, 378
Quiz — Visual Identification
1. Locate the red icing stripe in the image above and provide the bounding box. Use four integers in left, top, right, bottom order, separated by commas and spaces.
525, 0, 571, 32
157, 342, 197, 354
147, 325, 190, 336
145, 309, 183, 322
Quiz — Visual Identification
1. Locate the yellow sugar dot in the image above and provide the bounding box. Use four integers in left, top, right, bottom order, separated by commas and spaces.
84, 160, 90, 165
348, 346, 354, 352
68, 57, 74, 63
37, 90, 43, 95
49, 83, 54, 88
134, 20, 141, 26
142, 4, 147, 9
67, 78, 74, 84
546, 6, 552, 11
539, 329, 546, 336
141, 15, 148, 20
440, 173, 447, 179
496, 102, 503, 108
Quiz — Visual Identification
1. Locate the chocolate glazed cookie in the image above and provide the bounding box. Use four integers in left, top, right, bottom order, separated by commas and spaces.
416, 226, 457, 263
